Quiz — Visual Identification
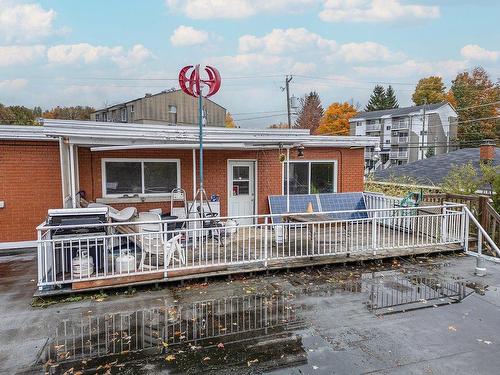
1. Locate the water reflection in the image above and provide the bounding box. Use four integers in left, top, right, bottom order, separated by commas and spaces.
40, 293, 307, 374
38, 271, 472, 373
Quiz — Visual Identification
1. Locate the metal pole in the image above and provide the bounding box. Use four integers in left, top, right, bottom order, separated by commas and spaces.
421, 99, 426, 160
285, 75, 293, 129
286, 148, 290, 212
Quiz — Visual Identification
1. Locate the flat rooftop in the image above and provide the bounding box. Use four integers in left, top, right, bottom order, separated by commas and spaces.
2, 252, 500, 374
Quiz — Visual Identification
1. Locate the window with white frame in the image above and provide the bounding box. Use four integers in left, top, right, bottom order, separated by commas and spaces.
103, 159, 180, 197
283, 161, 337, 195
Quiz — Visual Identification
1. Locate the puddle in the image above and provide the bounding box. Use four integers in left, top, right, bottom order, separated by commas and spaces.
37, 269, 476, 374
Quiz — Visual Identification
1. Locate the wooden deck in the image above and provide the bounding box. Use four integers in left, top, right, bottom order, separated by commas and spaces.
35, 220, 463, 297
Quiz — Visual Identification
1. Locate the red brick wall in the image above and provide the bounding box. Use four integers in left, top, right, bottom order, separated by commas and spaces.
78, 147, 364, 216
0, 141, 62, 242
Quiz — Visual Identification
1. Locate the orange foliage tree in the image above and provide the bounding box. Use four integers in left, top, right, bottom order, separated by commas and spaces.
316, 102, 357, 136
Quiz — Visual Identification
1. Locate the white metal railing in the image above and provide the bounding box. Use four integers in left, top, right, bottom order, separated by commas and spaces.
389, 151, 408, 159
391, 136, 409, 144
366, 124, 381, 132
36, 201, 467, 290
392, 120, 409, 130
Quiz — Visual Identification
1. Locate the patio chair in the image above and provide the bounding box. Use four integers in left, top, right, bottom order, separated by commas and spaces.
139, 233, 184, 271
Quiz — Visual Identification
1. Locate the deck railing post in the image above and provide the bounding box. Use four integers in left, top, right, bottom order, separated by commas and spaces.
372, 216, 377, 255
460, 207, 467, 250
37, 227, 43, 290
441, 205, 448, 243
264, 217, 269, 267
464, 208, 470, 252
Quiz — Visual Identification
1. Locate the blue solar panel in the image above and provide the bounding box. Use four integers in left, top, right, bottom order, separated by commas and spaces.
268, 194, 320, 223
268, 193, 367, 223
319, 192, 368, 220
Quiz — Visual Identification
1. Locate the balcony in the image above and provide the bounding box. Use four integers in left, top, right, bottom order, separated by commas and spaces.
391, 136, 409, 144
392, 120, 409, 130
389, 151, 408, 159
366, 123, 381, 132
364, 150, 374, 159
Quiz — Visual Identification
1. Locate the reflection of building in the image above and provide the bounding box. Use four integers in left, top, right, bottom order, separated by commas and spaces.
349, 102, 458, 172
39, 294, 307, 373
91, 89, 226, 127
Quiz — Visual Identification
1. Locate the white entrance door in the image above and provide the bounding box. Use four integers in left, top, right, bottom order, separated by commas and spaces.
228, 161, 255, 224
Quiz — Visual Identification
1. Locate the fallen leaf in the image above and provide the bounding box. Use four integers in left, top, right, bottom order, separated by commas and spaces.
247, 359, 259, 366
165, 354, 176, 362
448, 326, 457, 331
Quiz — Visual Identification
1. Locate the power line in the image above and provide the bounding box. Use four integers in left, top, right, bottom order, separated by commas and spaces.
231, 109, 284, 115
456, 101, 500, 111
234, 113, 288, 122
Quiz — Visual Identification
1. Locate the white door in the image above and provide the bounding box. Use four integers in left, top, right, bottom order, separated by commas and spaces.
228, 161, 255, 224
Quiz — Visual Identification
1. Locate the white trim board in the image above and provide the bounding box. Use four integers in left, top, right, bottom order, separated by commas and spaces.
0, 240, 37, 250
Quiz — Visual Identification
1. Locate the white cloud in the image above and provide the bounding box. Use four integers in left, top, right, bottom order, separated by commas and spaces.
0, 78, 28, 91
320, 0, 440, 23
337, 42, 404, 62
112, 44, 154, 68
238, 28, 402, 63
47, 43, 153, 66
0, 45, 46, 67
0, 1, 57, 42
354, 59, 467, 78
460, 44, 499, 61
239, 28, 336, 54
166, 0, 315, 19
170, 25, 209, 46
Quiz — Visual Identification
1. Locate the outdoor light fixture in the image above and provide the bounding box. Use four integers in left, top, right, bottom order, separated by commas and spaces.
297, 145, 305, 158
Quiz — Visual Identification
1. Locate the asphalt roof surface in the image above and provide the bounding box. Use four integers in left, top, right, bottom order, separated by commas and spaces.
374, 147, 500, 186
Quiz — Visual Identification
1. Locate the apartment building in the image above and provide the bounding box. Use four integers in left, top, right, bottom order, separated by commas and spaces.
91, 89, 226, 127
349, 102, 458, 171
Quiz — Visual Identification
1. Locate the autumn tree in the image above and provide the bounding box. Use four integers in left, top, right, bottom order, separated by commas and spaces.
43, 106, 95, 120
225, 112, 236, 128
365, 85, 387, 111
5, 105, 37, 125
316, 102, 357, 136
384, 85, 399, 109
0, 104, 15, 124
294, 91, 324, 133
412, 76, 446, 105
450, 67, 499, 144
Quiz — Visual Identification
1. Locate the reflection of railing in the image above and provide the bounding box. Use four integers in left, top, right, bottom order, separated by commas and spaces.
366, 274, 469, 314
39, 293, 304, 367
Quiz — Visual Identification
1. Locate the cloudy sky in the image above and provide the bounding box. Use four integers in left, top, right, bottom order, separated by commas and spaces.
1, 0, 499, 127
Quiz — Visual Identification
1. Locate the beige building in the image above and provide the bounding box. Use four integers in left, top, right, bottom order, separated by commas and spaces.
91, 89, 226, 127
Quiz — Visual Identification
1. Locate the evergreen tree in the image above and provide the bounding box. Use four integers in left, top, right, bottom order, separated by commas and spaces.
365, 85, 387, 111
294, 91, 324, 134
384, 85, 399, 108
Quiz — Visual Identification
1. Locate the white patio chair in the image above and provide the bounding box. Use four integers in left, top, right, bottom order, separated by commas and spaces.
139, 233, 184, 270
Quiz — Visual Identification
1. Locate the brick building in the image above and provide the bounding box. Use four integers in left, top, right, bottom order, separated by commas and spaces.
0, 121, 377, 248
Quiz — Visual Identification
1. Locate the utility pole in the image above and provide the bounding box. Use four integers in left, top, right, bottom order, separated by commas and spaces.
285, 75, 293, 129
421, 99, 427, 159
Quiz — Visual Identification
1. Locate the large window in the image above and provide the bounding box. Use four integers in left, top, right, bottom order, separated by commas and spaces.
103, 159, 180, 197
283, 161, 337, 195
